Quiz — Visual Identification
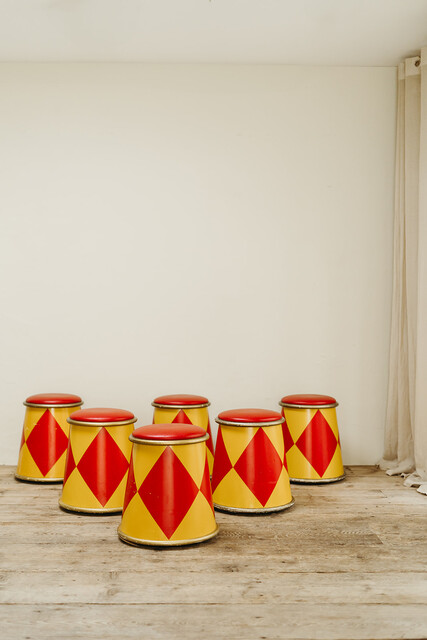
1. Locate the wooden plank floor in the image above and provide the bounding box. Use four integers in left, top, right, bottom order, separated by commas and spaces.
0, 465, 426, 639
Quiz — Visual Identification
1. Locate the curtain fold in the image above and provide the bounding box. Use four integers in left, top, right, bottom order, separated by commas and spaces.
380, 49, 427, 495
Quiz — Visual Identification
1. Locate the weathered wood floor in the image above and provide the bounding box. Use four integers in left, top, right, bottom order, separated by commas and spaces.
0, 466, 426, 639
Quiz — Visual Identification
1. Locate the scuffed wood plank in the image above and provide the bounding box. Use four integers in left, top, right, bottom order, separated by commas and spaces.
1, 570, 426, 606
1, 542, 427, 574
1, 603, 426, 639
0, 518, 384, 547
1, 465, 426, 640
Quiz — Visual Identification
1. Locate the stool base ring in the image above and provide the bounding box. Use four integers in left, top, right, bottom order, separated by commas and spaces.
59, 500, 122, 515
213, 498, 295, 515
118, 525, 219, 547
15, 473, 63, 484
289, 474, 345, 484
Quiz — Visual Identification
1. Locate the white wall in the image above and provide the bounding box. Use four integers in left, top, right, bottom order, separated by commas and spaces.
0, 63, 396, 465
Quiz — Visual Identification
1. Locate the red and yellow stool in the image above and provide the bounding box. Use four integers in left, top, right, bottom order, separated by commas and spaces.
152, 394, 214, 475
16, 393, 83, 483
279, 394, 344, 483
118, 423, 218, 546
211, 409, 294, 513
59, 408, 136, 514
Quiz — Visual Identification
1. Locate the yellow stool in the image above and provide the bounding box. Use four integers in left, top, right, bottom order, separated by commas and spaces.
152, 394, 214, 475
118, 423, 218, 546
279, 394, 344, 483
59, 408, 136, 513
211, 409, 294, 513
16, 393, 83, 483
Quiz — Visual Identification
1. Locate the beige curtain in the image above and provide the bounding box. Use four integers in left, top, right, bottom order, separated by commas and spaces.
380, 49, 427, 495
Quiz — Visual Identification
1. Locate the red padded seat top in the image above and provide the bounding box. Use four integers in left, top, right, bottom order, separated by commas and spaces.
131, 424, 206, 441
152, 394, 209, 407
69, 408, 136, 423
25, 393, 82, 407
280, 394, 338, 408
216, 408, 283, 425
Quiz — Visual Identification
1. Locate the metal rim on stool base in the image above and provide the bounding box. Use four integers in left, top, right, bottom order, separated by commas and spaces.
213, 498, 295, 514
58, 500, 122, 515
15, 473, 63, 484
117, 525, 219, 547
289, 474, 345, 485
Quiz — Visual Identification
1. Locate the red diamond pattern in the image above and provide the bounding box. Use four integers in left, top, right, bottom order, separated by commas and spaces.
206, 418, 214, 455
139, 447, 199, 539
172, 410, 193, 424
211, 427, 233, 493
295, 410, 338, 477
122, 451, 137, 515
19, 428, 25, 451
25, 410, 69, 476
63, 445, 76, 484
172, 410, 213, 455
281, 418, 292, 470
77, 429, 129, 507
234, 428, 284, 506
199, 455, 214, 511
282, 418, 294, 453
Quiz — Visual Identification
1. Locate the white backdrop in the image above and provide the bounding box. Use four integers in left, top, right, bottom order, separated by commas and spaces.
0, 63, 396, 464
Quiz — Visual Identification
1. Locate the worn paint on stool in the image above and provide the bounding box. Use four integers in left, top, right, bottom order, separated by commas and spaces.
16, 393, 83, 483
152, 394, 214, 475
212, 408, 294, 514
118, 423, 218, 546
59, 408, 136, 513
279, 394, 345, 484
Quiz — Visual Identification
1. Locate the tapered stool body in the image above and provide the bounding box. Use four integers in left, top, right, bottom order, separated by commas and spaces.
118, 423, 218, 546
59, 408, 136, 513
16, 393, 83, 483
152, 394, 214, 474
279, 394, 344, 484
211, 409, 294, 513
